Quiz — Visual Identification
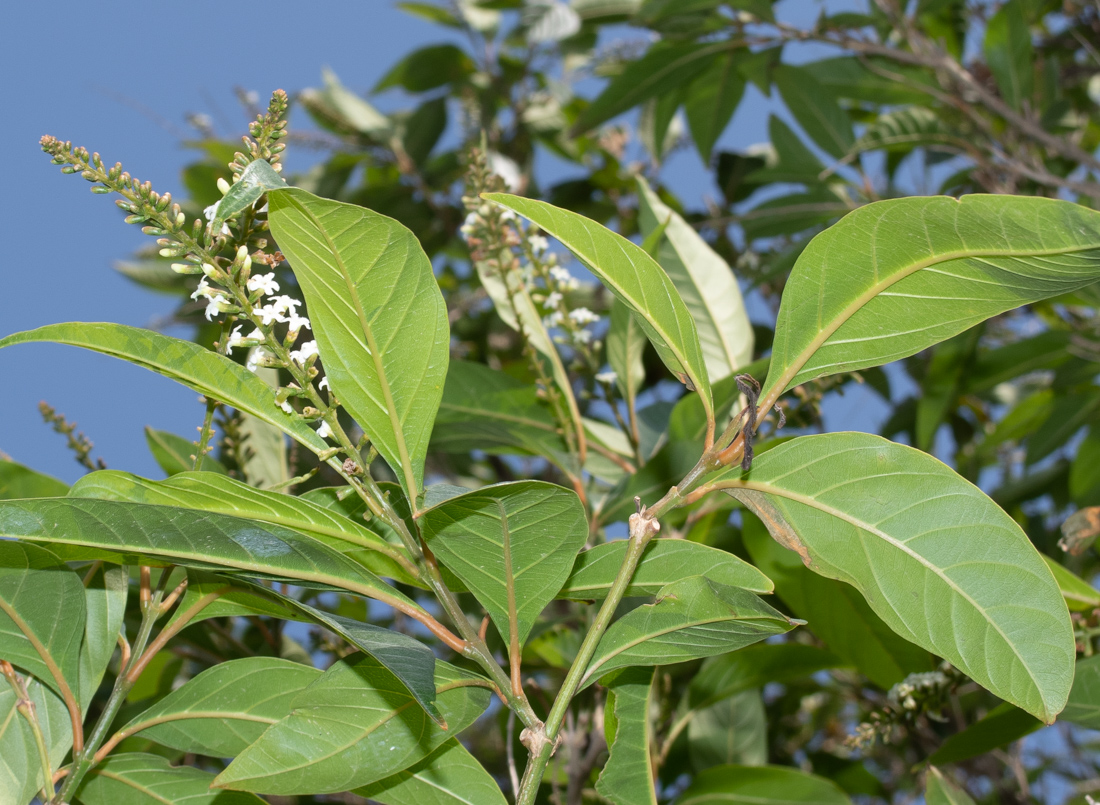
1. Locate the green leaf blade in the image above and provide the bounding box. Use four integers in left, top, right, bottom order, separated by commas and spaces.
74, 753, 265, 805
596, 668, 659, 805
674, 764, 851, 804
353, 739, 508, 805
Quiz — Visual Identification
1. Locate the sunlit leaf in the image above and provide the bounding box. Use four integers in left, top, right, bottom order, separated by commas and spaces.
0, 460, 68, 499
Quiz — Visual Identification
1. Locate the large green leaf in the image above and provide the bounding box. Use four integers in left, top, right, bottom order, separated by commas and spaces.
79, 562, 128, 708
571, 40, 731, 133
637, 179, 753, 382
581, 577, 795, 686
0, 324, 327, 454
683, 50, 746, 160
484, 194, 714, 427
267, 188, 449, 504
773, 64, 854, 159
214, 655, 491, 795
1062, 655, 1100, 729
419, 481, 587, 647
741, 513, 934, 689
0, 541, 85, 706
714, 432, 1075, 722
559, 538, 772, 600
69, 470, 418, 585
596, 668, 659, 805
353, 739, 508, 805
688, 689, 766, 771
761, 196, 1100, 404
0, 678, 71, 805
983, 0, 1032, 112
118, 657, 321, 756
674, 764, 851, 804
74, 753, 264, 805
0, 460, 68, 499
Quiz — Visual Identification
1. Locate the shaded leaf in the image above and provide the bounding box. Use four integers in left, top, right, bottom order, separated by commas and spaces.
716, 432, 1074, 721
267, 188, 449, 504
773, 65, 854, 159
684, 51, 747, 160
688, 689, 766, 771
1062, 654, 1100, 729
375, 44, 475, 93
1042, 555, 1100, 612
212, 158, 288, 231
353, 739, 508, 805
674, 764, 851, 804
79, 562, 128, 708
0, 678, 71, 805
688, 644, 845, 712
74, 753, 264, 805
926, 767, 976, 805
597, 668, 658, 805
144, 427, 228, 477
927, 703, 1040, 765
607, 299, 647, 416
984, 0, 1033, 112
0, 460, 68, 499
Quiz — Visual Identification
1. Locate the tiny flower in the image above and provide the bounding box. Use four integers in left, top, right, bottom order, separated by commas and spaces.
190, 279, 213, 300
203, 202, 231, 235
270, 295, 303, 316
290, 340, 319, 366
543, 311, 564, 328
280, 400, 295, 415
569, 307, 599, 325
318, 376, 330, 391
549, 266, 573, 285
529, 234, 549, 254
245, 345, 273, 372
247, 272, 280, 295
286, 311, 311, 334
498, 209, 516, 222
545, 291, 562, 308
573, 328, 592, 344
204, 295, 231, 321
316, 420, 334, 440
460, 211, 482, 238
596, 370, 618, 384
252, 303, 284, 326
226, 326, 264, 355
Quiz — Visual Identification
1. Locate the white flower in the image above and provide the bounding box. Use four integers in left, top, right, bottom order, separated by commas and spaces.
190, 279, 211, 300
569, 307, 599, 325
203, 202, 231, 235
290, 340, 319, 365
460, 211, 482, 239
488, 152, 523, 192
596, 370, 617, 384
280, 400, 295, 415
247, 272, 280, 295
286, 311, 311, 334
316, 420, 334, 440
204, 295, 231, 321
529, 234, 549, 254
319, 376, 330, 391
549, 266, 572, 284
543, 311, 564, 328
270, 295, 302, 317
245, 346, 273, 372
573, 328, 592, 345
253, 304, 284, 326
226, 326, 264, 355
499, 209, 516, 222
545, 291, 562, 308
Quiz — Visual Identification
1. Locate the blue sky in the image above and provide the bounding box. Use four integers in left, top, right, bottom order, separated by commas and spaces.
2, 0, 877, 483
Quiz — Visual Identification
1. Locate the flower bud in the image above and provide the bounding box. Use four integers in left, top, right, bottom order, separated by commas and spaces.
201, 263, 221, 280
217, 177, 231, 195
171, 263, 201, 274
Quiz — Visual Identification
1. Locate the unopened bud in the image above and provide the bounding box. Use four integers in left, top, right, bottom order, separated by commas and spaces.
171, 263, 201, 274
217, 177, 231, 195
201, 263, 220, 279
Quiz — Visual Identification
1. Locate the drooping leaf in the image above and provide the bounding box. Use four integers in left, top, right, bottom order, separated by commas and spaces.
144, 427, 228, 477
741, 513, 933, 689
571, 41, 732, 134
637, 178, 753, 382
683, 50, 747, 160
715, 432, 1075, 722
674, 764, 851, 804
0, 678, 71, 805
118, 657, 321, 756
761, 195, 1100, 404
484, 195, 713, 426
688, 689, 766, 771
926, 767, 977, 805
773, 64, 854, 159
74, 753, 265, 805
236, 367, 291, 490
596, 668, 659, 805
214, 655, 491, 795
267, 188, 449, 504
0, 541, 84, 707
688, 644, 845, 712
607, 299, 647, 413
69, 470, 418, 585
1062, 654, 1100, 729
0, 323, 328, 454
983, 0, 1033, 112
0, 460, 68, 499
79, 562, 128, 708
419, 481, 587, 647
581, 577, 796, 686
559, 538, 772, 600
353, 739, 509, 805
162, 569, 300, 627
926, 702, 1041, 765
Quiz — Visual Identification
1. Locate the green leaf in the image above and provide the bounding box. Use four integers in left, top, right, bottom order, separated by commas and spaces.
607, 299, 647, 411
212, 158, 288, 231
674, 764, 851, 804
0, 323, 328, 454
0, 541, 84, 707
419, 481, 587, 647
144, 427, 228, 477
964, 329, 1072, 394
79, 562, 128, 708
571, 41, 731, 134
915, 328, 980, 451
236, 367, 291, 490
926, 702, 1040, 765
741, 512, 933, 689
69, 469, 418, 586
1042, 554, 1100, 612
761, 196, 1100, 404
267, 188, 449, 504
925, 768, 976, 805
983, 0, 1033, 112
375, 44, 475, 93
688, 689, 766, 770
353, 739, 508, 805
773, 65, 854, 160
74, 753, 265, 805
1062, 655, 1100, 729
163, 569, 300, 627
715, 432, 1075, 722
582, 577, 795, 686
596, 668, 659, 805
1026, 388, 1100, 465
0, 460, 68, 499
560, 538, 772, 600
304, 68, 392, 138
637, 179, 753, 382
0, 497, 423, 617
118, 657, 321, 756
688, 644, 845, 712
214, 655, 491, 795
851, 107, 962, 158
485, 194, 713, 426
684, 51, 747, 160
0, 678, 71, 805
